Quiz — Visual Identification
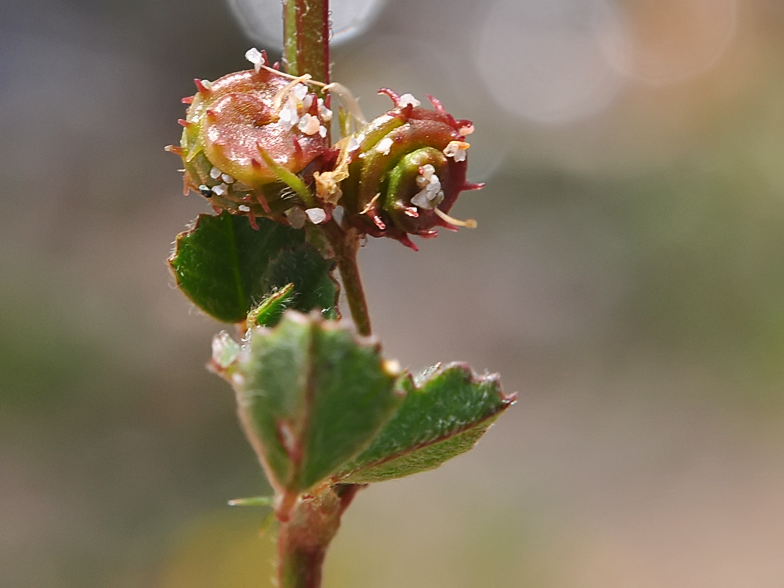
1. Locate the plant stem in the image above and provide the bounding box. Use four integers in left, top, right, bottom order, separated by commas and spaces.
326, 223, 372, 336
283, 0, 330, 83
277, 486, 360, 588
282, 0, 371, 337
277, 4, 367, 587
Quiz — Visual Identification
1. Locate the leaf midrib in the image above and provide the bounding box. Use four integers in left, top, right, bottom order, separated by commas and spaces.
335, 404, 509, 482
222, 213, 247, 316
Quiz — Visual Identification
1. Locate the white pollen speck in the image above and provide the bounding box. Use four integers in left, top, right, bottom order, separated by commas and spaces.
375, 137, 393, 155
212, 183, 228, 197
231, 373, 245, 386
245, 48, 265, 71
238, 204, 250, 212
411, 192, 429, 208
210, 167, 221, 180
399, 93, 421, 107
348, 136, 360, 152
411, 165, 443, 209
293, 84, 308, 100
221, 173, 234, 184
305, 208, 327, 224
459, 124, 475, 136
285, 207, 307, 229
443, 140, 469, 162
302, 95, 314, 110
317, 98, 333, 122
279, 105, 299, 131
319, 125, 327, 138
298, 113, 321, 135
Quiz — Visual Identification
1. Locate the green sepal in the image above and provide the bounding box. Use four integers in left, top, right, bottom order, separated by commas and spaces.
234, 312, 405, 497
168, 212, 337, 323
334, 363, 515, 484
247, 284, 296, 328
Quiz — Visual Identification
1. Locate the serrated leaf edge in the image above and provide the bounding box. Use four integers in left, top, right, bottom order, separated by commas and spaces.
332, 362, 516, 484
167, 213, 340, 324
237, 311, 403, 515
166, 212, 248, 321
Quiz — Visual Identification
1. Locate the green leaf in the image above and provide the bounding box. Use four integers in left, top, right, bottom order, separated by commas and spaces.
334, 363, 515, 484
234, 312, 405, 498
168, 212, 337, 323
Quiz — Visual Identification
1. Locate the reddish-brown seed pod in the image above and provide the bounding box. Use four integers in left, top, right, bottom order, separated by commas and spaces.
170, 62, 332, 225
337, 90, 481, 250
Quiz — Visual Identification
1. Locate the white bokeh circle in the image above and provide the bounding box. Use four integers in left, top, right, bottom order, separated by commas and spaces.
227, 0, 387, 48
474, 0, 626, 124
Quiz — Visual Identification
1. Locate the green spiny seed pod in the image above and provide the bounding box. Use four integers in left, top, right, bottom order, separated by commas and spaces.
337, 89, 482, 250
167, 51, 332, 228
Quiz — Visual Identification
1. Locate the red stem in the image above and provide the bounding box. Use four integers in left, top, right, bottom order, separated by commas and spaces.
324, 221, 372, 336
278, 4, 367, 588
277, 485, 361, 588
283, 0, 330, 83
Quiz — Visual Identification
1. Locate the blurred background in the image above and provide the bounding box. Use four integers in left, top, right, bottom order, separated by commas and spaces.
2, 0, 784, 586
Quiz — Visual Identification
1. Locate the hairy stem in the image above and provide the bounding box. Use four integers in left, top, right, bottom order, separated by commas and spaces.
277, 486, 360, 588
277, 3, 357, 588
282, 0, 370, 337
283, 0, 330, 83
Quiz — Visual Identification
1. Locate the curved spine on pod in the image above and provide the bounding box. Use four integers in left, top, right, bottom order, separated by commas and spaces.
338, 89, 481, 250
